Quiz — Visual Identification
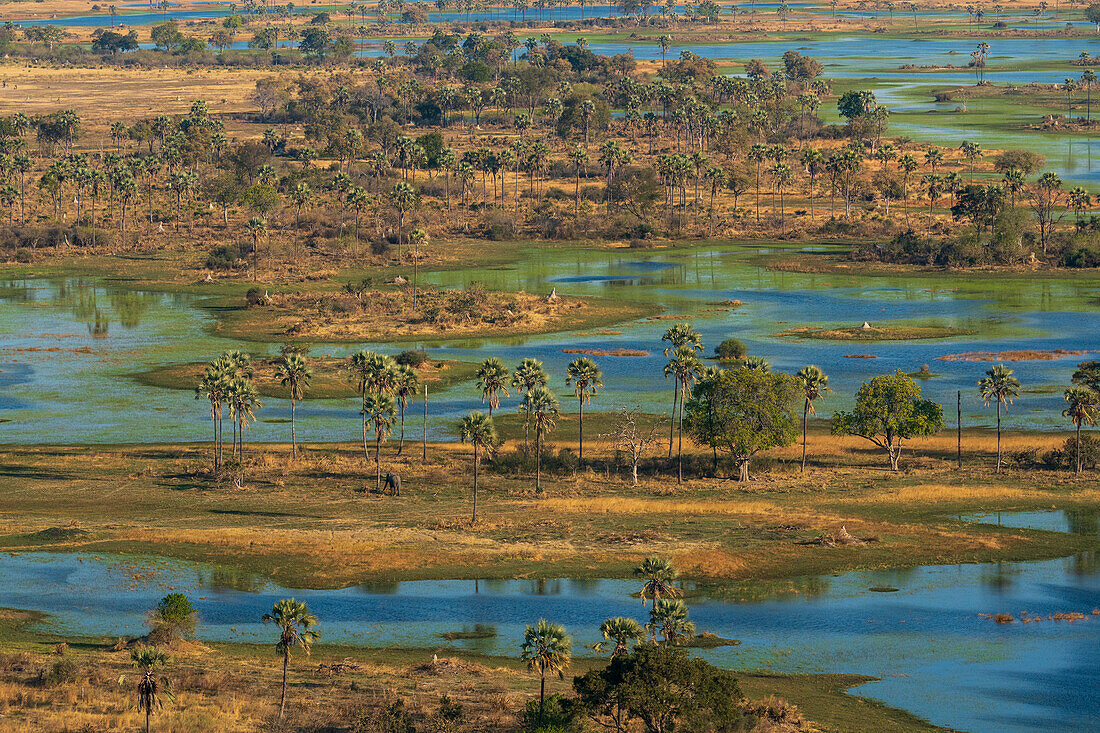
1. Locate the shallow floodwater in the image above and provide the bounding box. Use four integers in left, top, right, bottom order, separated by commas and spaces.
962, 509, 1100, 536
3, 550, 1098, 733
1, 243, 1098, 443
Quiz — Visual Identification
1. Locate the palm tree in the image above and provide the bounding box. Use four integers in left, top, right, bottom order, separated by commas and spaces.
459, 411, 496, 523
661, 324, 703, 458
647, 599, 694, 646
246, 216, 266, 282
346, 186, 368, 256
274, 352, 311, 460
664, 347, 701, 483
978, 364, 1021, 473
389, 181, 419, 261
393, 364, 418, 456
129, 647, 172, 733
409, 227, 428, 305
289, 181, 311, 259
568, 145, 588, 216
1063, 387, 1099, 476
512, 358, 549, 454
596, 617, 644, 658
565, 357, 602, 460
795, 365, 829, 472
262, 599, 319, 721
349, 351, 397, 460
520, 620, 572, 725
196, 362, 228, 472
523, 386, 559, 493
476, 357, 510, 417
363, 394, 396, 491
633, 556, 680, 632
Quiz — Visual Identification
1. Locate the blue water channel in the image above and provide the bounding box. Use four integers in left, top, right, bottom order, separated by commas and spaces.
2, 548, 1098, 733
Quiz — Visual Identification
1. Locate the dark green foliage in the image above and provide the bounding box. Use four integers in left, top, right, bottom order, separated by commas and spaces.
38, 658, 80, 686
150, 593, 197, 644
395, 349, 430, 368
521, 695, 574, 731
205, 244, 242, 270
684, 367, 799, 480
572, 645, 748, 733
714, 338, 747, 362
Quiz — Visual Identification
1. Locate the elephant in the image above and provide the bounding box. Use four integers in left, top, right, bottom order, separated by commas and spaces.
384, 472, 401, 496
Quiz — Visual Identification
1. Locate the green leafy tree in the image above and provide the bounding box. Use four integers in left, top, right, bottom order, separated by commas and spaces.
148, 593, 197, 644
572, 645, 746, 733
831, 371, 945, 471
684, 367, 799, 481
520, 619, 572, 725
458, 411, 496, 523
565, 356, 603, 460
978, 364, 1021, 473
262, 599, 319, 721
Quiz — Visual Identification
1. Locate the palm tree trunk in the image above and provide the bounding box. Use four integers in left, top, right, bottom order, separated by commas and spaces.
802, 400, 809, 471
1077, 424, 1083, 476
995, 401, 1001, 474
279, 652, 288, 720
376, 434, 383, 491
539, 674, 546, 724
535, 429, 542, 493
677, 392, 684, 484
398, 404, 406, 455
290, 397, 297, 460
472, 444, 479, 523
578, 396, 584, 460
362, 396, 369, 460
668, 377, 678, 459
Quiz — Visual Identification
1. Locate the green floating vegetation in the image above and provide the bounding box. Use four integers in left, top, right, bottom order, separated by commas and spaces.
684, 632, 742, 649
772, 324, 974, 342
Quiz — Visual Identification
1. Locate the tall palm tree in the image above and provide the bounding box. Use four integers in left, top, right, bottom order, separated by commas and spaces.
389, 181, 419, 261
409, 227, 428, 305
226, 377, 261, 486
978, 364, 1021, 473
393, 364, 418, 456
523, 386, 559, 493
596, 617, 644, 658
363, 394, 396, 491
274, 352, 312, 460
289, 181, 311, 259
262, 599, 319, 721
565, 357, 602, 460
520, 620, 572, 725
633, 556, 680, 634
458, 411, 496, 523
512, 358, 548, 454
476, 357, 510, 417
795, 365, 830, 472
246, 216, 266, 282
647, 599, 694, 646
195, 362, 228, 472
661, 324, 704, 458
349, 351, 397, 460
129, 647, 172, 733
1063, 386, 1099, 476
664, 347, 701, 483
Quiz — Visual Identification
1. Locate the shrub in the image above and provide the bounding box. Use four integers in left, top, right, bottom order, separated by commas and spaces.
395, 349, 430, 367
245, 287, 265, 306
149, 593, 197, 644
38, 658, 80, 686
521, 694, 574, 732
714, 338, 747, 361
205, 244, 241, 270
1043, 436, 1099, 470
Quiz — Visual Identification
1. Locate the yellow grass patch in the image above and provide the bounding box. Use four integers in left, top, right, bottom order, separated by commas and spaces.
540, 497, 781, 516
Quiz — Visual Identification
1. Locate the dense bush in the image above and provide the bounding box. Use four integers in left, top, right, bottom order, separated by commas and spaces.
205, 244, 242, 270
395, 349, 430, 367
714, 338, 747, 361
